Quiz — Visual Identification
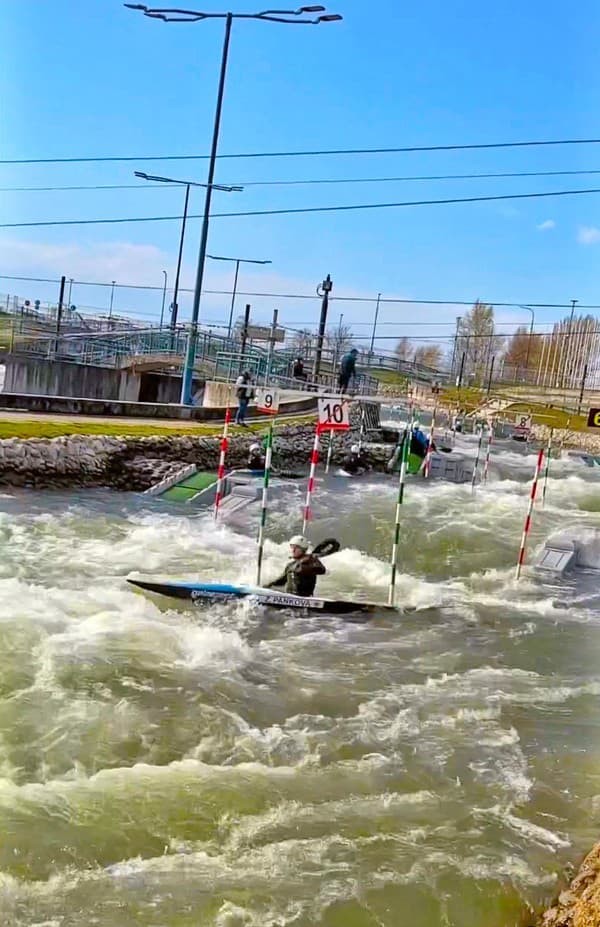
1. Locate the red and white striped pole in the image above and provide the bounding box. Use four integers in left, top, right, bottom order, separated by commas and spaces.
424, 407, 437, 478
302, 425, 321, 534
214, 407, 231, 521
482, 428, 493, 483
515, 447, 544, 579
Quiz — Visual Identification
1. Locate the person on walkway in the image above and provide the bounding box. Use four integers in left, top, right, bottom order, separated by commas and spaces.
235, 371, 253, 426
248, 443, 266, 471
268, 535, 326, 597
342, 443, 370, 475
293, 357, 307, 381
338, 348, 358, 392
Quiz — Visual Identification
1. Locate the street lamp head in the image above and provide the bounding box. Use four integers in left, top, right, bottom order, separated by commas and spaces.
318, 13, 342, 20
298, 5, 326, 11
124, 4, 148, 10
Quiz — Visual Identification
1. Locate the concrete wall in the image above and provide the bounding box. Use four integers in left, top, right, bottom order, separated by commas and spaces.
4, 357, 139, 401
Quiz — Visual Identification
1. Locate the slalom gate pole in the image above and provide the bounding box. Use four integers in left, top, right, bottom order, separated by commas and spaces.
255, 421, 274, 586
302, 424, 321, 535
358, 404, 366, 451
541, 428, 554, 508
515, 447, 545, 579
325, 430, 334, 474
388, 419, 412, 606
482, 428, 493, 483
558, 417, 571, 457
214, 407, 231, 521
424, 407, 437, 478
471, 427, 485, 493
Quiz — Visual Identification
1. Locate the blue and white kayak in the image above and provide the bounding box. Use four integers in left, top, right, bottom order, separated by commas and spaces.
127, 578, 398, 615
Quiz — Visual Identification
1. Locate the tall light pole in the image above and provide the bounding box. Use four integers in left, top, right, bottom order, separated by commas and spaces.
160, 270, 168, 328
134, 171, 242, 338
368, 292, 381, 365
559, 298, 578, 388
207, 254, 272, 337
109, 281, 116, 320
125, 4, 342, 405
519, 305, 535, 382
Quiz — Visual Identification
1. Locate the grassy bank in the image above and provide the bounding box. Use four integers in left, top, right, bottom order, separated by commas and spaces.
0, 415, 313, 441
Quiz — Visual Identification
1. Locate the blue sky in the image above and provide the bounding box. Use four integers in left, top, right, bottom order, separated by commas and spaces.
3, 0, 600, 353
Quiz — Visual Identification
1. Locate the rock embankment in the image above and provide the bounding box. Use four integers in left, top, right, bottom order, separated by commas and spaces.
537, 844, 600, 927
0, 424, 395, 491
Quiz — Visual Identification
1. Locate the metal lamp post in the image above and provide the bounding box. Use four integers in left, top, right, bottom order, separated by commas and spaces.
207, 254, 272, 337
520, 305, 535, 382
160, 270, 168, 328
134, 171, 242, 338
126, 3, 342, 405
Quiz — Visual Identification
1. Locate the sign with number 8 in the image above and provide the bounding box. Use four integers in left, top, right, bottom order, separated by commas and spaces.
317, 397, 350, 431
255, 388, 280, 414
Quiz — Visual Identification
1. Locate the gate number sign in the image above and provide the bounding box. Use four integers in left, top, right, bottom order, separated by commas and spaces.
587, 407, 600, 428
255, 388, 280, 414
317, 398, 350, 431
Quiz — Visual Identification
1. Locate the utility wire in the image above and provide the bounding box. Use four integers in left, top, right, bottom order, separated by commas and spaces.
3, 136, 600, 165
4, 168, 600, 192
1, 274, 598, 310
3, 186, 600, 228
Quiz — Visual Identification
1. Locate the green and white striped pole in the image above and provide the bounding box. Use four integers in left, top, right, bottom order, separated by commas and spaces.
255, 421, 274, 587
388, 419, 412, 607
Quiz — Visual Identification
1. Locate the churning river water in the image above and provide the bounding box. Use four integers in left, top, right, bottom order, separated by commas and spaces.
0, 436, 600, 927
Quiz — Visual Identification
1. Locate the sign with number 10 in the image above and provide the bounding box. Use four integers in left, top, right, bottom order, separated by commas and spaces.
255, 388, 280, 414
317, 398, 350, 431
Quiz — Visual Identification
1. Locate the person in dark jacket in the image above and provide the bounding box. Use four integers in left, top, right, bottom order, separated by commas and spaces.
293, 357, 307, 381
338, 348, 358, 392
268, 535, 326, 597
235, 371, 253, 426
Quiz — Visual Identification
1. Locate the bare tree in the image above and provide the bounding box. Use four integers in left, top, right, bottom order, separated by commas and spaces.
289, 328, 314, 359
395, 337, 413, 361
326, 323, 354, 367
455, 301, 502, 385
414, 344, 443, 368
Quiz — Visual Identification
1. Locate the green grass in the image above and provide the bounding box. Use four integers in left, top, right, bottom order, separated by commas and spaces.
439, 386, 487, 411
369, 368, 408, 387
0, 414, 314, 441
505, 402, 587, 432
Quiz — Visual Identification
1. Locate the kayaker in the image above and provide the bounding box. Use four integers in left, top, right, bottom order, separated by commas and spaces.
248, 443, 265, 471
342, 443, 370, 475
268, 535, 326, 597
411, 422, 430, 458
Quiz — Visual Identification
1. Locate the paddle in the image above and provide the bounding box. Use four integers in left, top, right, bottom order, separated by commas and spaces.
312, 538, 341, 557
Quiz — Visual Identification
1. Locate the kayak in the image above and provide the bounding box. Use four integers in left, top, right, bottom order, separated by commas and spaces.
127, 578, 398, 615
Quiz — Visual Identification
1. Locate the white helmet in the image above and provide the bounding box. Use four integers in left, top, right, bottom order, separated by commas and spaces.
249, 443, 260, 452
289, 535, 309, 551
350, 444, 360, 454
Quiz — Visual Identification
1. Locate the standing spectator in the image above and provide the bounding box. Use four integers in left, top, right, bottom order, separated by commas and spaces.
293, 357, 307, 381
235, 370, 253, 426
338, 348, 358, 392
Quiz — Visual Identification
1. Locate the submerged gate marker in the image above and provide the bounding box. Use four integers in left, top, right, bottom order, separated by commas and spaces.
515, 447, 545, 579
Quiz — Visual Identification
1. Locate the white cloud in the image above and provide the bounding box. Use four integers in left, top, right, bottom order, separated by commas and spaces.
536, 219, 555, 231
577, 225, 600, 245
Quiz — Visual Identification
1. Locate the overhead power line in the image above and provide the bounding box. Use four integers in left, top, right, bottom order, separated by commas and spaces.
4, 167, 600, 193
2, 136, 600, 165
2, 273, 600, 310
3, 185, 600, 228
